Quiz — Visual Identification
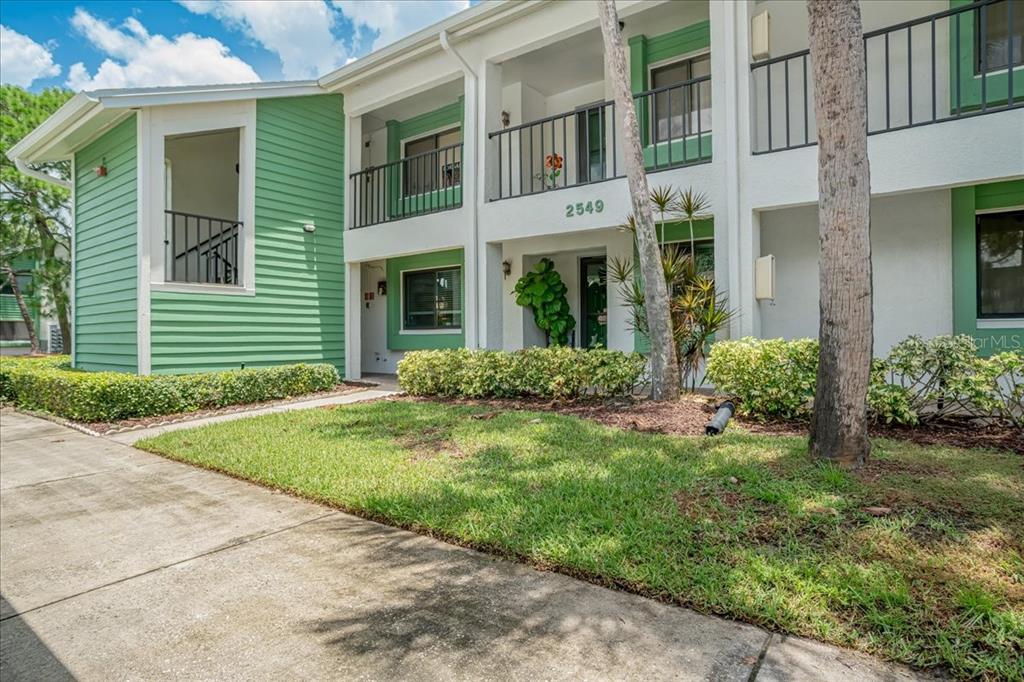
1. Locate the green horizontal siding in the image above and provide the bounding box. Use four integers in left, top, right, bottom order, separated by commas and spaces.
73, 115, 138, 372
150, 94, 345, 374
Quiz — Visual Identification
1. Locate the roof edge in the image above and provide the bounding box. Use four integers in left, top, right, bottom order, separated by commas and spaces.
318, 0, 536, 91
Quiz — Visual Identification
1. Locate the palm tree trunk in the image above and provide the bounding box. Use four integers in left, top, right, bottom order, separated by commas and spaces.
597, 0, 680, 400
3, 266, 39, 354
807, 0, 873, 468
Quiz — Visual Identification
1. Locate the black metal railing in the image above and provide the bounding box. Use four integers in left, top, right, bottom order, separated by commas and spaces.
488, 75, 712, 200
349, 142, 463, 228
164, 210, 241, 285
751, 0, 1023, 153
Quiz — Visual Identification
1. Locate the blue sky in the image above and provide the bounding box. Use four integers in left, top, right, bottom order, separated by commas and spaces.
0, 1, 471, 92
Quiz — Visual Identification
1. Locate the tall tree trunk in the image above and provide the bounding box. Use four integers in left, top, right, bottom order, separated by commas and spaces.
3, 266, 39, 354
807, 0, 873, 468
597, 0, 680, 400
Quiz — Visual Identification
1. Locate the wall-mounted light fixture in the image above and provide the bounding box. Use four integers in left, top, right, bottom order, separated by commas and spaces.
502, 259, 512, 278
303, 223, 316, 233
94, 157, 107, 177
501, 111, 510, 128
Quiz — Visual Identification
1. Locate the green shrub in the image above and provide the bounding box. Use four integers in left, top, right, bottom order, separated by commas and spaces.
704, 338, 819, 419
706, 336, 1023, 426
0, 355, 340, 422
398, 347, 646, 399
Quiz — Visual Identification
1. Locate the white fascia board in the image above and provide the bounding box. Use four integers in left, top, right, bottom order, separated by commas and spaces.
93, 80, 322, 109
318, 0, 538, 91
6, 92, 99, 163
9, 81, 322, 166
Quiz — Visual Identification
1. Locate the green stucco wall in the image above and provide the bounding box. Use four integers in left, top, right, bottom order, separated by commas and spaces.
73, 115, 138, 372
951, 179, 1024, 355
149, 94, 346, 374
386, 248, 465, 351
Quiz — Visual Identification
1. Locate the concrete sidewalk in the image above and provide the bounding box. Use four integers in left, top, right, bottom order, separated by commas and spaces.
0, 411, 935, 680
107, 387, 395, 444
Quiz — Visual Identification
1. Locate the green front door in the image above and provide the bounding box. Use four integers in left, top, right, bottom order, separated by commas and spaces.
580, 256, 608, 348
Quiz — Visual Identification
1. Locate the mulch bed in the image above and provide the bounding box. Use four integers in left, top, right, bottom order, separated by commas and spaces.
83, 383, 370, 434
401, 395, 1024, 454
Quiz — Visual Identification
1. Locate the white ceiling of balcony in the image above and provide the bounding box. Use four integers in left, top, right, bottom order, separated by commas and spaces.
363, 78, 465, 133
499, 0, 708, 97
500, 28, 606, 97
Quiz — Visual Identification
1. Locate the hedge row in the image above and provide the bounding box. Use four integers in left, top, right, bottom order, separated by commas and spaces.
706, 336, 1023, 426
0, 355, 341, 422
398, 347, 646, 399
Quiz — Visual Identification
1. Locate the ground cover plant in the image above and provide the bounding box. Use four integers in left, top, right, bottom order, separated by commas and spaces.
138, 399, 1024, 680
0, 355, 340, 422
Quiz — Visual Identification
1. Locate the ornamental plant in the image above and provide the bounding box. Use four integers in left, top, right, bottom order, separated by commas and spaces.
536, 153, 563, 189
513, 257, 576, 346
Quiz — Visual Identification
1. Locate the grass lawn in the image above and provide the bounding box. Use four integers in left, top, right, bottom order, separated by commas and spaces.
137, 399, 1024, 680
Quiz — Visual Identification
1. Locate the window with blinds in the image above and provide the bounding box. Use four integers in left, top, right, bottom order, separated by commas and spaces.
402, 266, 462, 330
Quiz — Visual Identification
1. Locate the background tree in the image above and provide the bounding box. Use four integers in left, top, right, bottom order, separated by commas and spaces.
1, 85, 74, 348
1, 221, 41, 353
806, 0, 873, 469
597, 0, 680, 400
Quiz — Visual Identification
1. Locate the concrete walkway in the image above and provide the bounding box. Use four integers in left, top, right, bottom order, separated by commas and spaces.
107, 387, 395, 444
0, 411, 935, 681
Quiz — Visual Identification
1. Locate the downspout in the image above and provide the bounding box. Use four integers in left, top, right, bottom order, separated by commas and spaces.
439, 29, 482, 348
15, 157, 71, 190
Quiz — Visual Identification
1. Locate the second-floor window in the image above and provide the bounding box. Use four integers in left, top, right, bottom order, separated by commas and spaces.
975, 0, 1023, 73
650, 53, 711, 141
403, 127, 461, 196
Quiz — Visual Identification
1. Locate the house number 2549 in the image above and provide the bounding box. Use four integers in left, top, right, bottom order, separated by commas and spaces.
565, 200, 604, 217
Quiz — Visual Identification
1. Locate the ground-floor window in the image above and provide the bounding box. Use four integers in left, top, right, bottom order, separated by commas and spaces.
976, 209, 1024, 318
402, 266, 462, 331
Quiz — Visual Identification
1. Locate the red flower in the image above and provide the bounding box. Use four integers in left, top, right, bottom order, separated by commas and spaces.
545, 153, 564, 170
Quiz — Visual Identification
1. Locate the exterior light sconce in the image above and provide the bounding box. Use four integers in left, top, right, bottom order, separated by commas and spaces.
501, 111, 510, 128
94, 158, 107, 177
502, 260, 512, 278
303, 223, 316, 233
377, 280, 387, 296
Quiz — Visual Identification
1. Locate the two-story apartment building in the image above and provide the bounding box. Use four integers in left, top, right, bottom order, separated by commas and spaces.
8, 0, 1023, 377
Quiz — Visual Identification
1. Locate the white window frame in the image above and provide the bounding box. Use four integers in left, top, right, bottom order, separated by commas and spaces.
144, 101, 256, 296
398, 264, 463, 335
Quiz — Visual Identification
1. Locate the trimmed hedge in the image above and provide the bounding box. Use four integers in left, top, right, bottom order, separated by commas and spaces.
706, 336, 1023, 426
0, 355, 341, 422
398, 347, 646, 399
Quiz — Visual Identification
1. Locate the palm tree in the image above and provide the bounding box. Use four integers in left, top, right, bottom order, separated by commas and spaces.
807, 0, 873, 469
675, 188, 711, 256
597, 0, 680, 401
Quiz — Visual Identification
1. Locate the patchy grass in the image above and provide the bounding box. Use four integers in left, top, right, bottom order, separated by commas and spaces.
137, 400, 1024, 680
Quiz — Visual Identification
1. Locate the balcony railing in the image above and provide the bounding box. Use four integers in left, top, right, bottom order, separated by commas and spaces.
349, 142, 463, 228
751, 0, 1023, 153
164, 210, 240, 285
488, 75, 711, 201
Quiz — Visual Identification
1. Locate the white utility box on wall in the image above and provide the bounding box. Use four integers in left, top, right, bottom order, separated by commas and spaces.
755, 254, 776, 301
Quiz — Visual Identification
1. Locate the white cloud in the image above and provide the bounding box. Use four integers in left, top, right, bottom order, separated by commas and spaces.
333, 0, 469, 52
65, 9, 259, 91
178, 1, 347, 79
0, 25, 61, 87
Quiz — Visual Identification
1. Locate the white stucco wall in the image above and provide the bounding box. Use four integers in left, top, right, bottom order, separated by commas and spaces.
500, 227, 634, 352
758, 189, 953, 354
359, 260, 401, 374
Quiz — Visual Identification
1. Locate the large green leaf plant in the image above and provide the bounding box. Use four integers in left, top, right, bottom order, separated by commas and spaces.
513, 258, 576, 346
